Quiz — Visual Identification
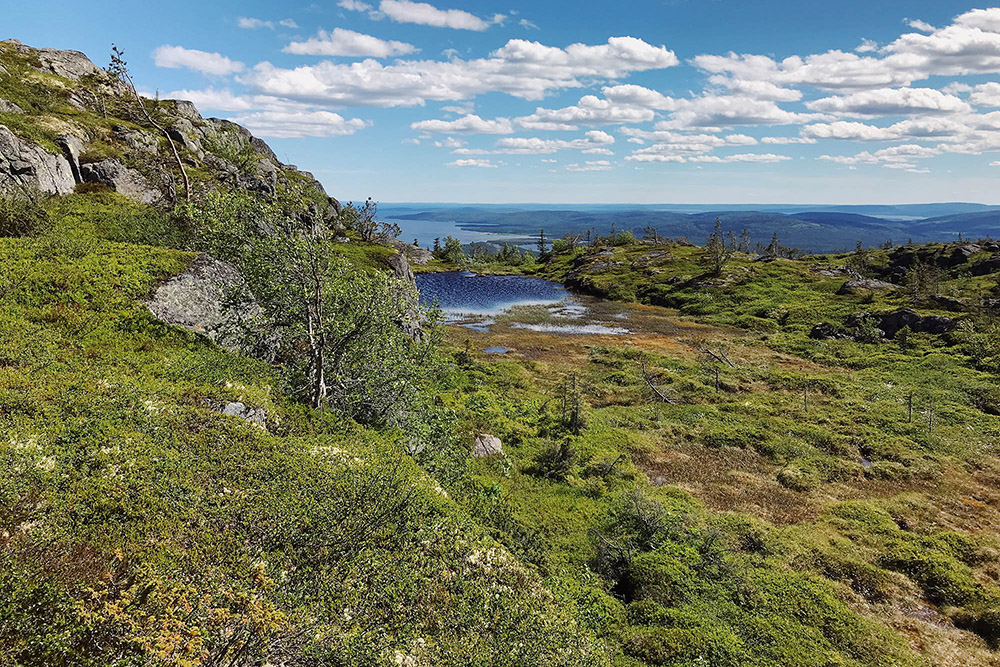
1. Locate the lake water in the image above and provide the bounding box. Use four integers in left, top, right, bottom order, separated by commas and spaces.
386, 218, 531, 250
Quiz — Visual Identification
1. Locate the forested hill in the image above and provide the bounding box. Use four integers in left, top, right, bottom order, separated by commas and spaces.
385, 204, 1000, 253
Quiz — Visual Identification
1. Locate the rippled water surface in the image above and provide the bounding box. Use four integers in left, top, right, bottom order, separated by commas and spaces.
416, 272, 567, 318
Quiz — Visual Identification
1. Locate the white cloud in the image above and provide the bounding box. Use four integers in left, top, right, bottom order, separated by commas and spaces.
602, 84, 677, 109
490, 130, 615, 154
807, 87, 970, 116
339, 0, 375, 11
434, 137, 466, 148
241, 36, 678, 107
447, 158, 497, 167
856, 38, 878, 53
516, 94, 656, 130
520, 19, 539, 30
969, 82, 1000, 107
566, 160, 612, 171
658, 95, 828, 129
238, 17, 299, 29
379, 0, 490, 30
802, 117, 970, 142
442, 102, 475, 114
706, 76, 802, 101
411, 114, 514, 134
907, 19, 935, 32
818, 143, 939, 165
228, 110, 371, 138
153, 45, 245, 76
284, 28, 417, 57
760, 135, 817, 144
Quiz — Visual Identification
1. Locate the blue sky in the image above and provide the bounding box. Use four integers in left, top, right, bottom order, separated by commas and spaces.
7, 0, 1000, 203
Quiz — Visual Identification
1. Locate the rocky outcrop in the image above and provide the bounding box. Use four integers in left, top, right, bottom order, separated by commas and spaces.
473, 434, 503, 458
388, 251, 415, 283
145, 254, 259, 349
0, 125, 75, 195
847, 308, 956, 339
836, 279, 896, 295
971, 256, 1000, 277
390, 239, 433, 265
80, 159, 162, 204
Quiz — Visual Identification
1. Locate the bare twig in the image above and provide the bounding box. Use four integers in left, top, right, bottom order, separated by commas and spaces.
640, 360, 678, 404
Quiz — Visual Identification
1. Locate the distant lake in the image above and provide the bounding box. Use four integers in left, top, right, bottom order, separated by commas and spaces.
415, 271, 567, 318
386, 218, 531, 250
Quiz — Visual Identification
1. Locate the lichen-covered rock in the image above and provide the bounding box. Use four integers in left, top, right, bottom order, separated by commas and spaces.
34, 46, 101, 80
145, 254, 260, 350
473, 434, 503, 458
389, 251, 416, 282
80, 159, 162, 204
0, 98, 23, 114
836, 279, 896, 295
0, 125, 75, 195
809, 322, 853, 340
847, 308, 956, 339
218, 401, 267, 428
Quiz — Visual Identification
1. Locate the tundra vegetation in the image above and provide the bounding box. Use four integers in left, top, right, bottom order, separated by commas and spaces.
2, 38, 1000, 667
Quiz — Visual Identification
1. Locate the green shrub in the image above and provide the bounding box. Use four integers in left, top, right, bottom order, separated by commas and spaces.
0, 193, 49, 237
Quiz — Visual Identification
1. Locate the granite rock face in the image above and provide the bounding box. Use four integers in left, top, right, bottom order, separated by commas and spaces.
145, 254, 259, 349
0, 125, 75, 195
80, 159, 162, 204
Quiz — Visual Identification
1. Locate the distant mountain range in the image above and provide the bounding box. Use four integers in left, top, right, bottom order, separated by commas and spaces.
381, 203, 1000, 253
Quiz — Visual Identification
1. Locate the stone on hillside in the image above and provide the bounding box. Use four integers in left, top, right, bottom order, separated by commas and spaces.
390, 239, 433, 265
389, 252, 415, 282
218, 401, 267, 428
57, 134, 84, 183
848, 308, 956, 339
145, 254, 261, 351
836, 279, 896, 295
971, 256, 1000, 277
473, 434, 503, 458
167, 118, 204, 159
0, 125, 75, 195
161, 99, 203, 122
0, 98, 23, 114
35, 46, 101, 80
80, 159, 162, 205
809, 322, 853, 340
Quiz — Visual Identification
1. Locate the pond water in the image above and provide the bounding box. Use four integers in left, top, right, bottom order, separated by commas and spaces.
415, 271, 637, 336
416, 272, 568, 318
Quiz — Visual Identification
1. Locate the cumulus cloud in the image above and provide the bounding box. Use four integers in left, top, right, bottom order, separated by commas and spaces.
284, 28, 417, 57
818, 143, 939, 166
228, 110, 371, 138
447, 158, 497, 167
602, 84, 677, 109
411, 114, 514, 134
240, 36, 678, 107
489, 130, 615, 154
806, 87, 971, 116
380, 0, 490, 30
706, 76, 802, 101
153, 45, 245, 76
658, 95, 828, 129
969, 82, 1000, 107
516, 95, 656, 130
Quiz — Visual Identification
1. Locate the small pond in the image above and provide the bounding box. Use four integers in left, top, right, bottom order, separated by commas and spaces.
415, 271, 640, 336
416, 272, 568, 318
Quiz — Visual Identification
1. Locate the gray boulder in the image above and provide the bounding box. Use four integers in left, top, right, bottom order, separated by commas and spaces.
837, 279, 896, 295
0, 98, 23, 114
971, 256, 1000, 277
80, 159, 162, 204
473, 434, 503, 458
388, 251, 415, 283
34, 46, 101, 80
218, 401, 267, 428
145, 254, 260, 351
0, 125, 75, 195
